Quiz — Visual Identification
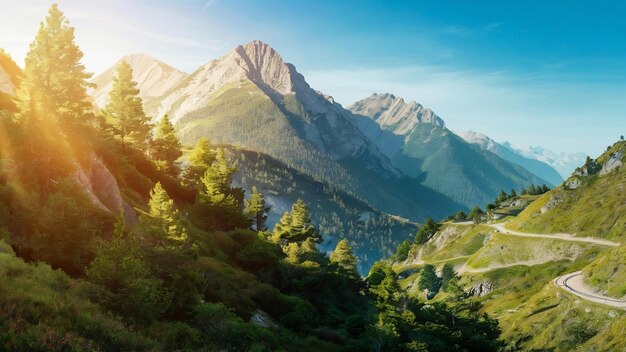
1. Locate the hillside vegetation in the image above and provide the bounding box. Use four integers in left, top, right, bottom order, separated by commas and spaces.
509, 141, 626, 240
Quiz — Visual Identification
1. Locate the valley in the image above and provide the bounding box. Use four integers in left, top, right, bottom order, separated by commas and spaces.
0, 2, 624, 351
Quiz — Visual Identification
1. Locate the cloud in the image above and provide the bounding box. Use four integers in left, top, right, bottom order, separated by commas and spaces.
201, 0, 219, 14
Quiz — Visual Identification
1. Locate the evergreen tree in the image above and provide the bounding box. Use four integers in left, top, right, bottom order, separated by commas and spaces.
330, 239, 357, 273
14, 4, 94, 187
16, 4, 93, 126
183, 138, 216, 186
151, 115, 182, 176
147, 182, 187, 243
272, 199, 320, 243
245, 186, 270, 231
418, 264, 440, 296
193, 149, 246, 231
440, 263, 457, 291
510, 189, 517, 198
103, 61, 151, 151
497, 189, 508, 204
415, 217, 439, 244
467, 206, 485, 223
392, 240, 411, 262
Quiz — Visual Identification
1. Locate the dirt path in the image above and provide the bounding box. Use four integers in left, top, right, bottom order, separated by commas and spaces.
488, 223, 620, 247
554, 271, 626, 308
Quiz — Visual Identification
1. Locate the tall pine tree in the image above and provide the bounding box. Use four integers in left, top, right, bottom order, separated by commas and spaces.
14, 4, 94, 187
103, 61, 151, 151
183, 138, 216, 187
330, 239, 357, 273
147, 182, 187, 243
16, 4, 93, 126
151, 115, 182, 176
192, 149, 246, 231
245, 186, 270, 231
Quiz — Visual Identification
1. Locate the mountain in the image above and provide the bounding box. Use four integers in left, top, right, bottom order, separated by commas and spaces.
392, 138, 626, 351
502, 143, 586, 179
458, 130, 563, 186
349, 93, 551, 209
91, 53, 188, 108
134, 40, 463, 222
349, 92, 445, 134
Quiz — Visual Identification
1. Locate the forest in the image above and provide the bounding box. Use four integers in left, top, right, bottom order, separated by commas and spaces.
0, 5, 503, 351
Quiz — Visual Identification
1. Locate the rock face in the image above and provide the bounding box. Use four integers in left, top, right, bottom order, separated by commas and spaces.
467, 281, 494, 297
91, 53, 188, 108
149, 40, 397, 167
564, 177, 582, 190
541, 193, 564, 213
349, 93, 445, 136
72, 153, 137, 225
600, 151, 623, 175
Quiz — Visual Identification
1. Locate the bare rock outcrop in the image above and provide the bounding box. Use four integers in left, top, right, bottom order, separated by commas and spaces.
600, 151, 622, 175
467, 281, 494, 297
73, 152, 137, 225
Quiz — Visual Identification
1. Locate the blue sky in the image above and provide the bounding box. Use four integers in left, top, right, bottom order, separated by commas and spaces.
1, 0, 625, 157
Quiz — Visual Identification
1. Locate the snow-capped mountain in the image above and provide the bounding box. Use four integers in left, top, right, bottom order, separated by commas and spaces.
503, 143, 586, 179
91, 53, 188, 108
458, 130, 563, 186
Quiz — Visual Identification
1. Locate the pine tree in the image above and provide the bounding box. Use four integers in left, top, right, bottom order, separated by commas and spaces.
193, 149, 246, 231
440, 263, 457, 291
467, 206, 484, 223
245, 186, 270, 231
415, 217, 438, 244
418, 264, 440, 296
199, 148, 237, 203
510, 189, 517, 198
392, 240, 411, 262
272, 199, 320, 243
330, 239, 357, 272
103, 61, 151, 151
16, 4, 93, 126
14, 4, 94, 187
148, 182, 187, 243
183, 138, 216, 186
151, 115, 182, 176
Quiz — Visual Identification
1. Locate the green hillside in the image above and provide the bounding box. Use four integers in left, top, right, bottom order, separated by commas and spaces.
226, 147, 418, 273
509, 140, 626, 240
174, 79, 463, 222
395, 124, 551, 210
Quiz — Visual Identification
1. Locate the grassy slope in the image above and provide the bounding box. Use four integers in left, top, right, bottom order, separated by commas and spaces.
509, 141, 626, 240
582, 245, 626, 299
0, 240, 158, 350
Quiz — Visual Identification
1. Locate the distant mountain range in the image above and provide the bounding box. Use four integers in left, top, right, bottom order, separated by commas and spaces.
505, 143, 587, 179
458, 130, 563, 186
90, 40, 567, 265
91, 41, 559, 215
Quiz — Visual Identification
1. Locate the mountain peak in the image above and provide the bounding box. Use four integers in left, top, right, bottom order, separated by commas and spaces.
348, 93, 445, 136
91, 53, 187, 108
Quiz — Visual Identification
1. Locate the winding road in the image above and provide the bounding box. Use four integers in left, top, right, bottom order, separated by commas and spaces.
554, 271, 626, 308
452, 222, 626, 307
